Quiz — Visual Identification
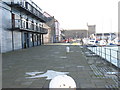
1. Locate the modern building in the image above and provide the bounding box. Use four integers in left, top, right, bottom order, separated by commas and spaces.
0, 0, 51, 53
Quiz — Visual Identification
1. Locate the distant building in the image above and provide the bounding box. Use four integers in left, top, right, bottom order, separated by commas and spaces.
42, 24, 51, 44
43, 12, 54, 43
54, 19, 61, 42
44, 12, 61, 43
91, 33, 116, 40
87, 24, 96, 37
63, 24, 96, 40
64, 29, 87, 39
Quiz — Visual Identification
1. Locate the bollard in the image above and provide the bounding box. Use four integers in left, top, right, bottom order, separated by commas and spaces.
49, 75, 76, 89
66, 46, 70, 53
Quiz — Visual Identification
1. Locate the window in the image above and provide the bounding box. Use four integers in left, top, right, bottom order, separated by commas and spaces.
34, 22, 36, 30
36, 10, 39, 16
38, 34, 40, 41
30, 34, 33, 42
15, 14, 20, 19
27, 3, 32, 11
12, 13, 20, 28
33, 8, 36, 14
28, 21, 32, 29
21, 18, 26, 29
23, 0, 26, 8
21, 20, 26, 28
36, 23, 38, 31
26, 19, 28, 29
34, 34, 37, 42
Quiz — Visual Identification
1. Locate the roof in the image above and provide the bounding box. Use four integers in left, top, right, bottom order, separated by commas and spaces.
65, 29, 87, 31
94, 33, 116, 36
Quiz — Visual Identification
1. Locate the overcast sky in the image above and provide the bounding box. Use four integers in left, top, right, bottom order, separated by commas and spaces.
33, 0, 119, 33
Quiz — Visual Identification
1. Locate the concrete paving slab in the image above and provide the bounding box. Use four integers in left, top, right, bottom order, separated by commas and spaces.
2, 45, 118, 88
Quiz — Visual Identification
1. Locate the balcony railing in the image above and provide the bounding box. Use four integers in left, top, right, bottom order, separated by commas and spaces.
41, 28, 48, 34
6, 0, 48, 22
12, 19, 48, 34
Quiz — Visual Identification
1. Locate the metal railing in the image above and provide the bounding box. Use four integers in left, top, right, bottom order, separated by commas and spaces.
13, 19, 48, 34
41, 28, 48, 34
88, 46, 120, 68
88, 46, 120, 88
6, 0, 48, 22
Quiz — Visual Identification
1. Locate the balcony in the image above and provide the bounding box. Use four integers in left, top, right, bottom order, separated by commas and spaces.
12, 19, 48, 34
6, 0, 48, 22
41, 28, 48, 34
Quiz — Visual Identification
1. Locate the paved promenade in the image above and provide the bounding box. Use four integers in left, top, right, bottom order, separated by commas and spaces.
2, 44, 118, 88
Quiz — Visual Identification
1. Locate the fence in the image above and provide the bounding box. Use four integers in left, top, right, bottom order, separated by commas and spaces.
88, 46, 120, 88
88, 46, 120, 68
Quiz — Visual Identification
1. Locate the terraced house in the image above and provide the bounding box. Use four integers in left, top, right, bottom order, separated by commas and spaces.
0, 0, 52, 53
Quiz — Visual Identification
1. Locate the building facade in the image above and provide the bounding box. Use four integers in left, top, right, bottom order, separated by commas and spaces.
43, 12, 54, 43
87, 24, 96, 37
0, 0, 50, 53
117, 2, 120, 46
54, 19, 61, 42
64, 29, 87, 39
44, 12, 61, 43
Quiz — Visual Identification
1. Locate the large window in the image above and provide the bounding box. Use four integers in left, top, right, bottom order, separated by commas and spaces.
15, 14, 20, 19
36, 23, 39, 31
12, 13, 20, 28
38, 34, 40, 41
30, 33, 33, 42
27, 3, 32, 12
21, 18, 26, 29
33, 34, 37, 42
28, 20, 32, 29
36, 10, 39, 16
31, 21, 34, 30
33, 8, 36, 15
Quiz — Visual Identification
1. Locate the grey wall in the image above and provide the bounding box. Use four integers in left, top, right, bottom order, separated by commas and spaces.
13, 31, 22, 50
1, 3, 13, 53
88, 25, 96, 37
0, 1, 24, 53
0, 2, 2, 53
64, 30, 87, 39
2, 30, 12, 53
118, 2, 120, 57
0, 1, 1, 86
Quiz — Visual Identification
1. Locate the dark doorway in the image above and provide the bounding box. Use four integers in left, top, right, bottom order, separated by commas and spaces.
23, 33, 29, 48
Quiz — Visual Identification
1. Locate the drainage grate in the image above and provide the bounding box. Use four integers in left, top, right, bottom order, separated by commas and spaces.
90, 65, 105, 79
105, 84, 118, 88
